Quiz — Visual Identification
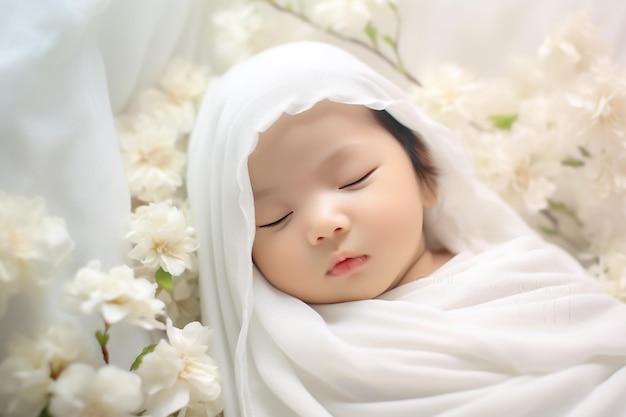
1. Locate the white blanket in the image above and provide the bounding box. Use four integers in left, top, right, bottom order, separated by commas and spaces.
186, 42, 626, 417
251, 235, 626, 417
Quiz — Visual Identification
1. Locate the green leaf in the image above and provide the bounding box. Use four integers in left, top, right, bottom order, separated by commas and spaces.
548, 199, 571, 213
547, 199, 582, 225
382, 34, 397, 49
539, 226, 558, 236
38, 406, 53, 417
155, 267, 173, 290
130, 344, 157, 371
364, 21, 378, 49
396, 65, 408, 76
578, 145, 591, 158
95, 329, 110, 348
487, 114, 517, 130
561, 158, 584, 167
387, 1, 399, 14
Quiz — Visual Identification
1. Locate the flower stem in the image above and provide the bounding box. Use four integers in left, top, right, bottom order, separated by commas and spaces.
387, 2, 411, 82
262, 0, 422, 86
96, 321, 111, 364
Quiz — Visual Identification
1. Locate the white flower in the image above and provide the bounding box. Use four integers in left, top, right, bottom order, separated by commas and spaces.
582, 153, 626, 197
211, 4, 262, 66
515, 96, 559, 132
127, 201, 198, 276
0, 323, 93, 416
538, 13, 611, 82
0, 191, 74, 316
131, 88, 196, 134
63, 260, 166, 330
136, 319, 223, 417
311, 0, 387, 35
588, 250, 626, 302
564, 63, 626, 147
469, 131, 558, 213
49, 363, 143, 417
413, 63, 480, 128
179, 400, 224, 417
118, 115, 186, 203
159, 58, 212, 103
211, 3, 311, 70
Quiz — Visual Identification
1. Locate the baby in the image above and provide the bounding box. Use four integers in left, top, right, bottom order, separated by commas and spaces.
187, 42, 626, 417
250, 99, 453, 304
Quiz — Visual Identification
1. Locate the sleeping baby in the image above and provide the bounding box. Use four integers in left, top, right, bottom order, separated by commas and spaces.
187, 41, 626, 417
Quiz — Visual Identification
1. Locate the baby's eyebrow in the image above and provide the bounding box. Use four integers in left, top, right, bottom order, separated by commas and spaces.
253, 143, 364, 201
318, 143, 361, 171
252, 186, 276, 202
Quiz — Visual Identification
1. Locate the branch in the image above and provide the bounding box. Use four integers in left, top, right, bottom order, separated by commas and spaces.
263, 0, 422, 86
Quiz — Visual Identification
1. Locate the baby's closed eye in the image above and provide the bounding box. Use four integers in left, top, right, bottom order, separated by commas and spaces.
339, 168, 376, 190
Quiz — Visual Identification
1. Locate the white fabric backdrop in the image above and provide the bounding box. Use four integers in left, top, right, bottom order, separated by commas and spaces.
1, 0, 625, 364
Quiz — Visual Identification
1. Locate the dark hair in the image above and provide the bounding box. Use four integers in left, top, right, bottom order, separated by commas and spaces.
371, 109, 438, 196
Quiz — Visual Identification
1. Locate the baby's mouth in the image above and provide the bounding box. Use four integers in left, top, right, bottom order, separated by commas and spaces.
327, 255, 369, 277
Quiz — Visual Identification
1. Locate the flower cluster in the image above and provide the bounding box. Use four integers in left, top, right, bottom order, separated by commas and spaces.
0, 317, 222, 417
117, 58, 211, 204
410, 13, 626, 299
0, 256, 222, 417
0, 191, 74, 317
310, 0, 389, 36
116, 58, 212, 327
136, 320, 223, 417
0, 323, 93, 416
0, 57, 222, 417
63, 260, 166, 330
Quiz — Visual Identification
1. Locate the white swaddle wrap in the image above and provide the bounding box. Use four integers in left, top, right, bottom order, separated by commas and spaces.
187, 42, 626, 417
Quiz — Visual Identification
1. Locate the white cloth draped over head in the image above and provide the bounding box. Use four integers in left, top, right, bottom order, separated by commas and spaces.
187, 42, 626, 417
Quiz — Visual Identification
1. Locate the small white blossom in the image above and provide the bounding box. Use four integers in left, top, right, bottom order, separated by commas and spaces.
588, 250, 626, 302
582, 153, 626, 197
211, 3, 310, 69
180, 400, 225, 417
469, 131, 558, 213
311, 0, 387, 35
564, 63, 626, 147
159, 58, 212, 103
127, 201, 198, 276
413, 63, 480, 128
0, 323, 93, 416
538, 13, 611, 82
118, 115, 186, 203
136, 319, 223, 417
131, 88, 196, 134
515, 96, 559, 132
63, 260, 166, 330
49, 363, 143, 417
0, 191, 74, 316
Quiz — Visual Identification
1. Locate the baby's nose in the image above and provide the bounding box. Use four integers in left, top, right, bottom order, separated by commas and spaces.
307, 212, 350, 245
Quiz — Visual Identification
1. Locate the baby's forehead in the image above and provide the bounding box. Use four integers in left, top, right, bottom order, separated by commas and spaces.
255, 101, 377, 147
248, 101, 388, 188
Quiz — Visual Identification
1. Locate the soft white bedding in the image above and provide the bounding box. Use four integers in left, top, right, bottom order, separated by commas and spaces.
247, 235, 626, 417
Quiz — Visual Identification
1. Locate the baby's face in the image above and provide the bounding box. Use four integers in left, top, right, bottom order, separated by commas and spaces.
249, 101, 436, 303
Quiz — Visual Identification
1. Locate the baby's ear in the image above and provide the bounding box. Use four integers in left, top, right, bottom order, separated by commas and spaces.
422, 181, 438, 209
415, 144, 438, 209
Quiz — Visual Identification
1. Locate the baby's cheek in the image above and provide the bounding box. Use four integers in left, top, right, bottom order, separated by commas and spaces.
255, 234, 300, 280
